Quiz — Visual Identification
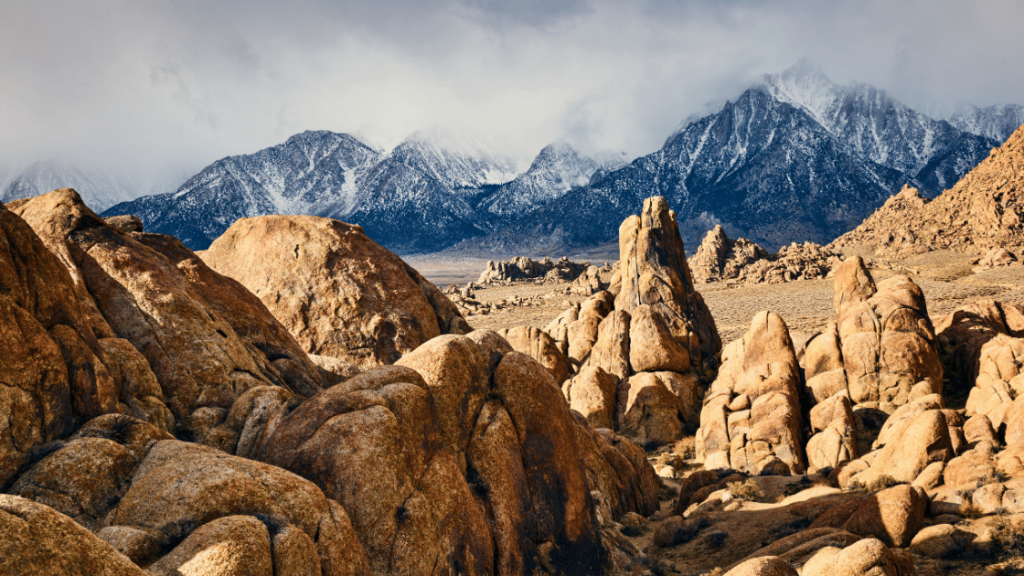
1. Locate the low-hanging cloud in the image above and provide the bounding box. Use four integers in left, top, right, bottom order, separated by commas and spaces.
1, 0, 1021, 191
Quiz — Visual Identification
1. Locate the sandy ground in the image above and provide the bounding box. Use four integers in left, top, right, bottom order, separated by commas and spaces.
410, 249, 1024, 344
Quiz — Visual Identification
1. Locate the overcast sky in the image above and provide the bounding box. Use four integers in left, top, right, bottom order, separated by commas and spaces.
2, 0, 1022, 189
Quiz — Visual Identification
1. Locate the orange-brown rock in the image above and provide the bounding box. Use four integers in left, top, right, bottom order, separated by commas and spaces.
562, 364, 619, 429
110, 440, 371, 576
499, 325, 570, 383
140, 232, 326, 398
722, 556, 798, 576
621, 371, 701, 442
616, 196, 720, 379
805, 394, 858, 473
145, 515, 274, 576
827, 257, 943, 406
800, 537, 916, 576
11, 189, 302, 440
965, 334, 1024, 430
202, 215, 467, 370
0, 495, 147, 576
936, 299, 1024, 395
1, 200, 128, 486
689, 225, 841, 285
812, 485, 927, 547
696, 311, 806, 475
830, 123, 1024, 256
8, 415, 173, 531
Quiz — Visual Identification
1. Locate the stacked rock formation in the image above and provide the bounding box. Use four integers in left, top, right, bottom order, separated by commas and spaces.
802, 257, 943, 471
477, 256, 590, 285
688, 225, 842, 285
830, 122, 1024, 257
695, 311, 807, 475
549, 197, 721, 444
1, 190, 662, 575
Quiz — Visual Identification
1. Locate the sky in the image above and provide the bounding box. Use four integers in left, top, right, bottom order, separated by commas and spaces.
2, 0, 1023, 191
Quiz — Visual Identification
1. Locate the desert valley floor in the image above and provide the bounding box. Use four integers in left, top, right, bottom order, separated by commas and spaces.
409, 249, 1024, 344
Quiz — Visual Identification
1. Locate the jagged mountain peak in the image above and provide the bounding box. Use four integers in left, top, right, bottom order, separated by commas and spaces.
391, 127, 519, 189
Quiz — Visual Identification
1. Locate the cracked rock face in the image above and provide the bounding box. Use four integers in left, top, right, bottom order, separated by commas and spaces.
9, 190, 319, 443
696, 311, 806, 475
615, 196, 721, 379
201, 215, 469, 370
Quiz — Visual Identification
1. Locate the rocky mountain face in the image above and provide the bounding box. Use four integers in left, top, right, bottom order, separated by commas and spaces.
104, 130, 607, 254
943, 102, 1024, 143
465, 85, 912, 254
478, 140, 599, 222
831, 123, 1024, 257
2, 160, 137, 213
461, 64, 1016, 256
100, 62, 1018, 257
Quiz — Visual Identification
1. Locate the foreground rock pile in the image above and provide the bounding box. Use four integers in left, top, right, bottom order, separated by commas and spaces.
689, 225, 843, 285
830, 123, 1024, 258
0, 189, 661, 576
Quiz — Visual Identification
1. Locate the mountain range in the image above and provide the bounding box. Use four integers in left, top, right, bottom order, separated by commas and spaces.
37, 61, 1023, 255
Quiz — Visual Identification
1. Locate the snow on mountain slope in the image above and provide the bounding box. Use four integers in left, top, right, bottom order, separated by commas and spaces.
390, 127, 519, 192
458, 86, 908, 255
2, 160, 137, 212
762, 61, 998, 195
944, 103, 1024, 143
477, 140, 599, 219
105, 131, 382, 249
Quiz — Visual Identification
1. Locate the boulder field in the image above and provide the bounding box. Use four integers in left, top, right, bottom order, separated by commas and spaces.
4, 177, 1024, 575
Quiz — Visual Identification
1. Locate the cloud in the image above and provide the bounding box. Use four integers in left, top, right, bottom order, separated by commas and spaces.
1, 0, 1021, 192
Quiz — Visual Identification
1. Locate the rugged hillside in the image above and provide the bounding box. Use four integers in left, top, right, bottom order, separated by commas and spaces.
831, 123, 1024, 257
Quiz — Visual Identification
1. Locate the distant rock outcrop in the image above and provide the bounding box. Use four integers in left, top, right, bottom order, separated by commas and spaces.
831, 123, 1024, 257
689, 225, 842, 285
477, 256, 591, 285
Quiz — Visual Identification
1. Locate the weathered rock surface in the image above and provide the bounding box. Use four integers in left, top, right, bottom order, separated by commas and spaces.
935, 299, 1024, 396
800, 537, 916, 576
1, 200, 125, 486
499, 325, 570, 383
570, 262, 618, 296
616, 196, 721, 379
0, 495, 147, 576
11, 189, 308, 441
831, 123, 1024, 256
809, 257, 942, 407
965, 334, 1024, 430
811, 485, 927, 547
972, 246, 1021, 272
202, 215, 467, 369
696, 311, 806, 475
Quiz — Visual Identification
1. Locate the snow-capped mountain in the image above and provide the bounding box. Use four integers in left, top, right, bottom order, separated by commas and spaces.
2, 160, 138, 212
943, 103, 1024, 143
459, 85, 908, 255
762, 60, 997, 194
389, 128, 519, 192
477, 140, 599, 220
103, 61, 1020, 256
103, 129, 515, 253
